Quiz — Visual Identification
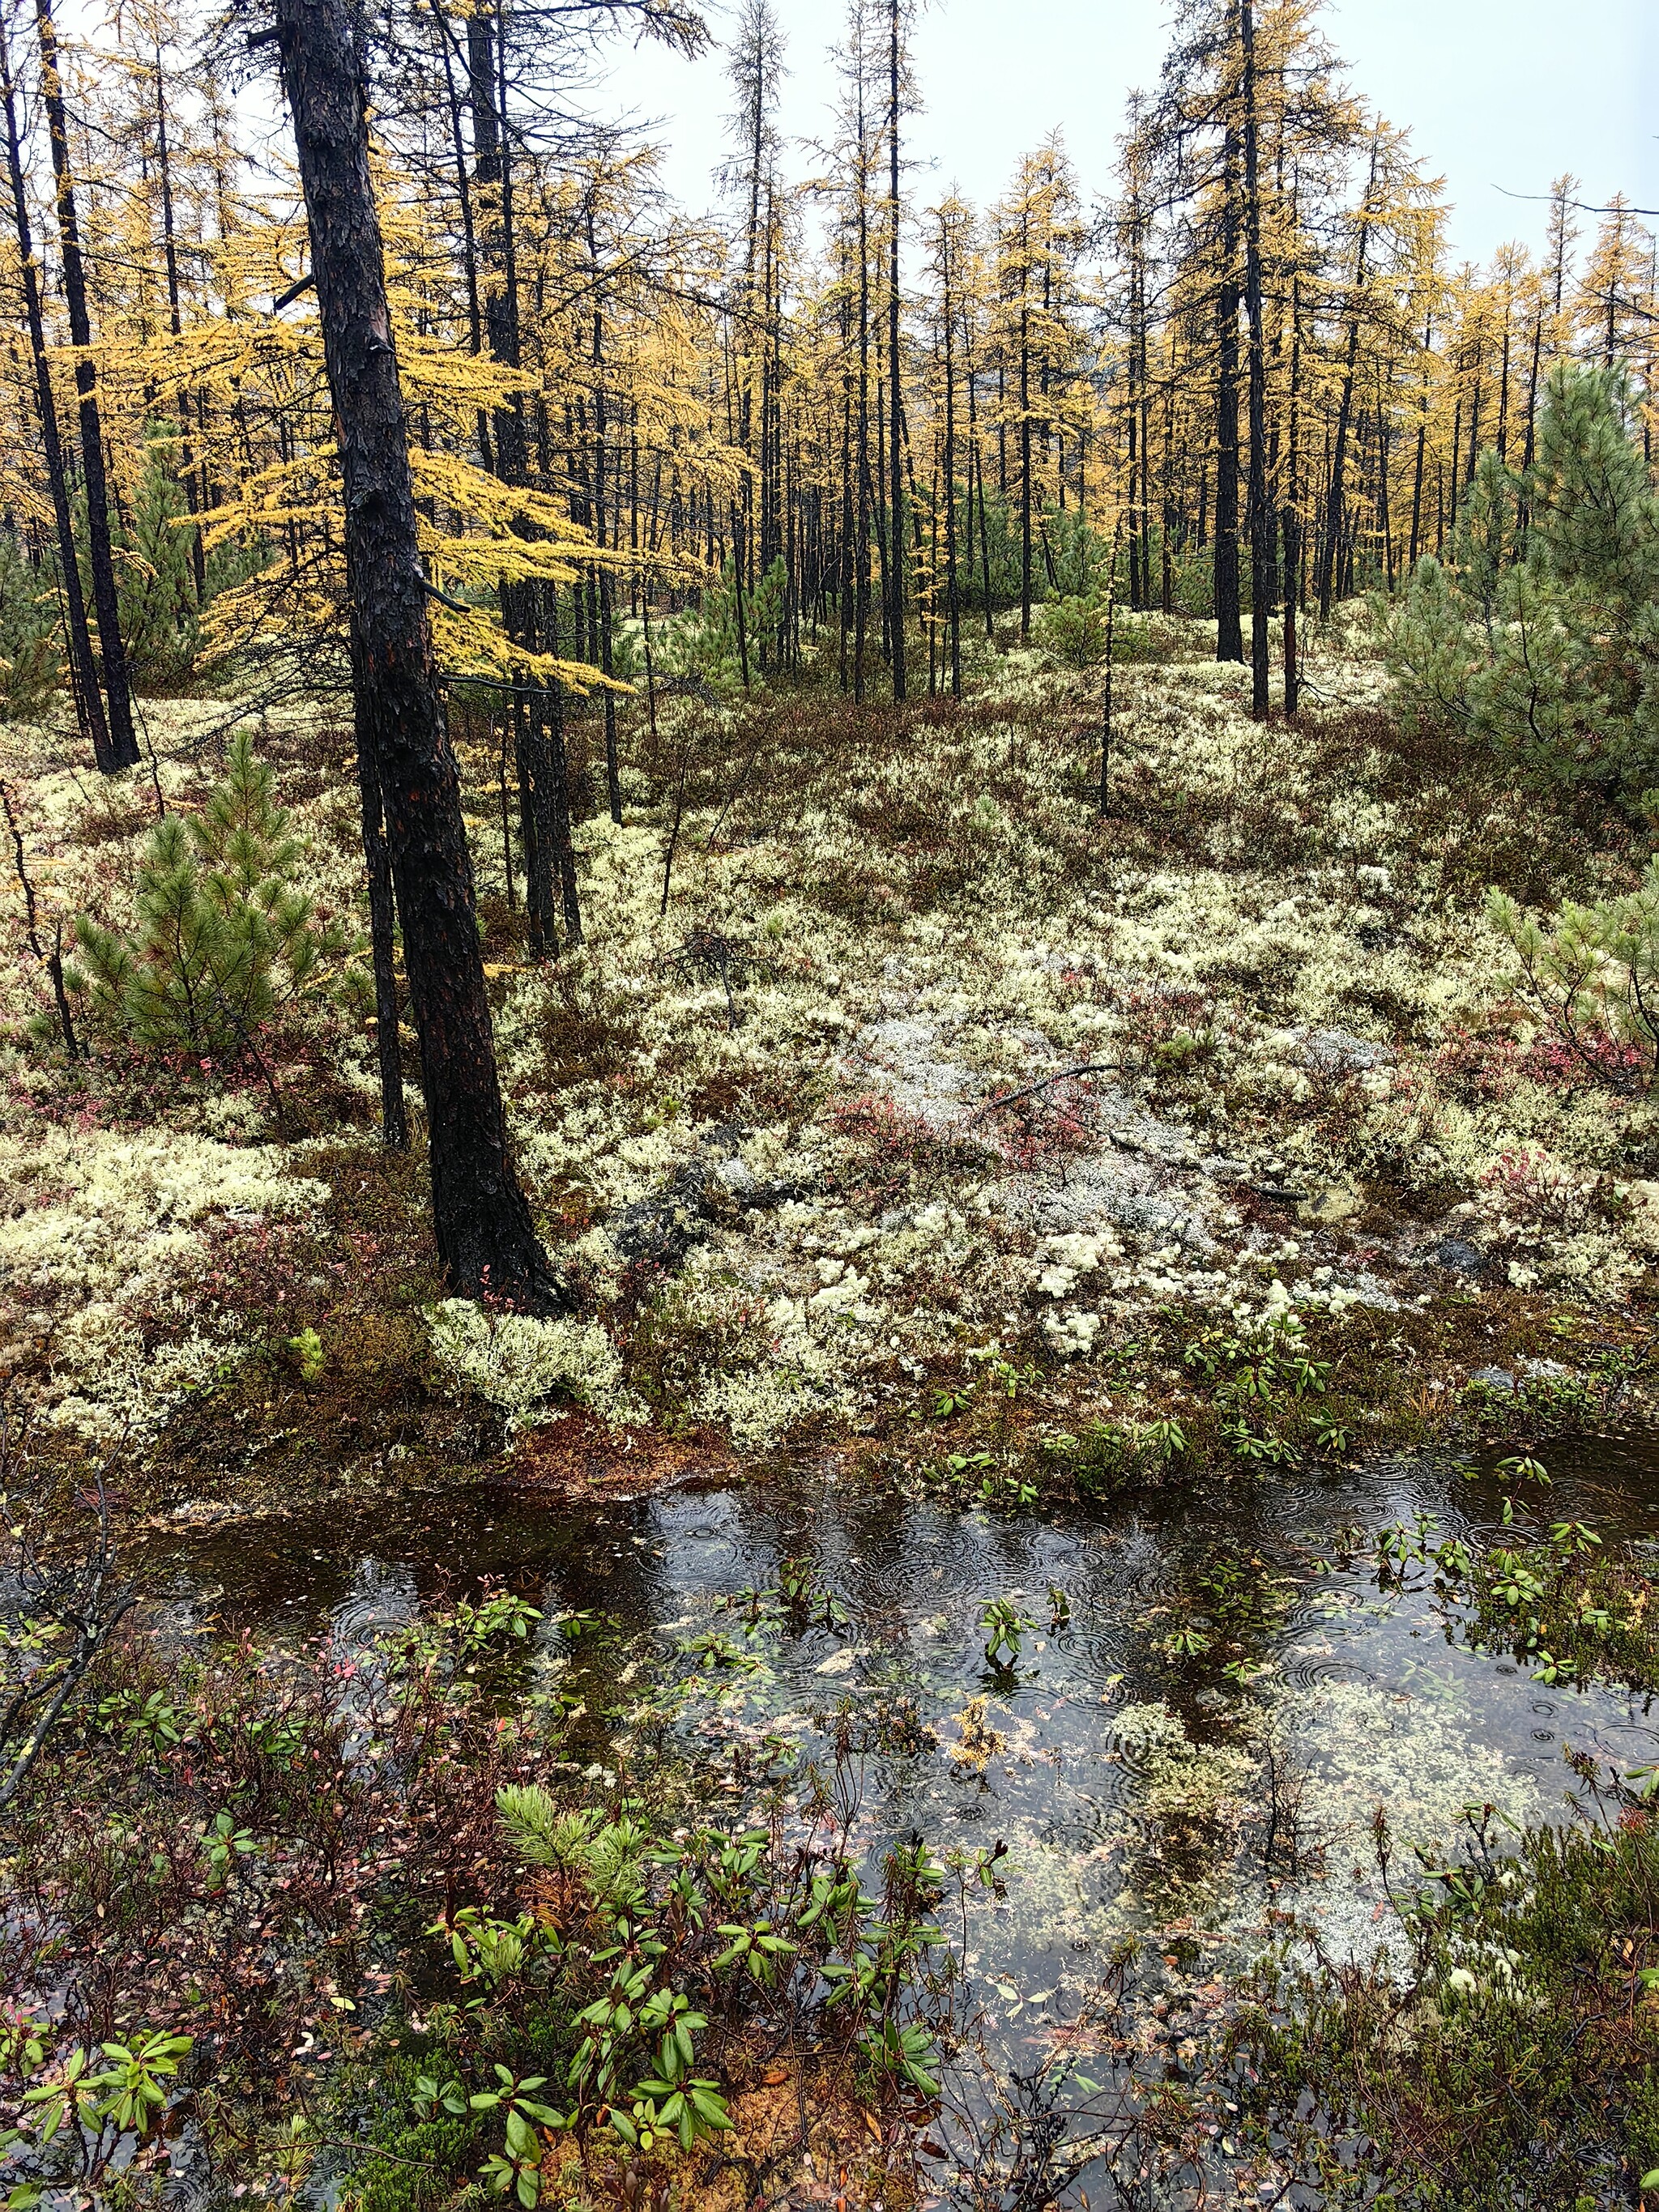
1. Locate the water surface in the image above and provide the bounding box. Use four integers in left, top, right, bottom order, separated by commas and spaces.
138, 1432, 1659, 2023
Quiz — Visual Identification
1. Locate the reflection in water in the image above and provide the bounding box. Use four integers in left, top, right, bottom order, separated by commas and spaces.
136, 1435, 1659, 2013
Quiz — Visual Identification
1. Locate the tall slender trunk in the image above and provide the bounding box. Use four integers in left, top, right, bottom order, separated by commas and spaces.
1408, 308, 1431, 569
886, 0, 905, 697
275, 0, 552, 1302
1316, 135, 1379, 619
351, 631, 407, 1152
1518, 302, 1544, 547
1239, 0, 1270, 718
34, 0, 139, 766
587, 215, 621, 822
0, 11, 109, 766
1018, 293, 1034, 640
1125, 208, 1142, 613
152, 49, 206, 602
966, 352, 994, 637
430, 0, 490, 470
1521, 302, 1543, 471
473, 1, 575, 949
1135, 279, 1151, 607
941, 224, 962, 697
1284, 249, 1303, 715
1213, 112, 1243, 661
854, 103, 872, 700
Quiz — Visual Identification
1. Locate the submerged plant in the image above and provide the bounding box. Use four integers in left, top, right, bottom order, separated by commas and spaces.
979, 1596, 1031, 1672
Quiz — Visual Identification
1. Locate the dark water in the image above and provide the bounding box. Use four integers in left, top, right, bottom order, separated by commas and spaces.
136, 1432, 1659, 2021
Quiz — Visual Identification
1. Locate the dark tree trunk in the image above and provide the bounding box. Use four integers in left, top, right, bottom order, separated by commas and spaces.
429, 0, 491, 470
275, 0, 552, 1302
854, 115, 872, 700
1284, 200, 1303, 716
1018, 285, 1033, 641
152, 52, 207, 603
1239, 0, 1270, 718
1213, 114, 1243, 662
33, 0, 139, 768
348, 618, 408, 1153
587, 219, 621, 823
1316, 137, 1379, 619
1408, 308, 1431, 569
1125, 196, 1143, 613
887, 0, 906, 697
0, 12, 110, 767
940, 224, 962, 697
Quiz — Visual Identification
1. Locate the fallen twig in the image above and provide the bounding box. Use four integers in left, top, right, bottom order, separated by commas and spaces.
966, 1061, 1124, 1126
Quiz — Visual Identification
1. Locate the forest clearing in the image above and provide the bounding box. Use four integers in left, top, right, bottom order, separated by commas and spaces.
2, 0, 1659, 2204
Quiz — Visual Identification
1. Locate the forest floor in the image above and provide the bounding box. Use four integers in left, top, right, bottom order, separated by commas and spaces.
9, 615, 1659, 2210
2, 607, 1657, 1518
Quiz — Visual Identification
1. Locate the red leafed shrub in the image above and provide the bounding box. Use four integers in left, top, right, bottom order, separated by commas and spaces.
827, 1091, 990, 1206
1432, 1024, 1521, 1102
978, 1075, 1101, 1171
1478, 1142, 1589, 1224
1520, 1029, 1650, 1090
1118, 982, 1217, 1072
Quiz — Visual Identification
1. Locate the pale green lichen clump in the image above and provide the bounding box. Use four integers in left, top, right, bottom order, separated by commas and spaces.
425, 1299, 647, 1430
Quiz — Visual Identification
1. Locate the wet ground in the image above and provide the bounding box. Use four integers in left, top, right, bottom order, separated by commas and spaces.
136, 1430, 1659, 2032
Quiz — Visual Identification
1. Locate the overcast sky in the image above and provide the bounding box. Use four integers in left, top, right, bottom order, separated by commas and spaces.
595, 0, 1658, 270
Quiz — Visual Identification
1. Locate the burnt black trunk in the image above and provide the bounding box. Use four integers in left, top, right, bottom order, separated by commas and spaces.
275, 0, 553, 1303
886, 0, 906, 697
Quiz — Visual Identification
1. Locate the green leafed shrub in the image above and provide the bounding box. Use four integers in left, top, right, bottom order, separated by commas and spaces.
61, 728, 364, 1062
661, 556, 788, 688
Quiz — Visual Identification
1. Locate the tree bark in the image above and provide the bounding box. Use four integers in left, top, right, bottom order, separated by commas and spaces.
151, 48, 207, 604
1239, 0, 1270, 718
1284, 230, 1303, 717
275, 0, 553, 1303
33, 0, 139, 768
348, 619, 408, 1153
940, 215, 962, 697
1213, 108, 1243, 662
0, 11, 110, 768
1316, 135, 1379, 620
587, 217, 621, 822
886, 0, 906, 697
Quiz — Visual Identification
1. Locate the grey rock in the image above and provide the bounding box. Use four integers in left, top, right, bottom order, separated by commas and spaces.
1429, 1236, 1487, 1276
1469, 1366, 1518, 1395
1290, 1026, 1396, 1076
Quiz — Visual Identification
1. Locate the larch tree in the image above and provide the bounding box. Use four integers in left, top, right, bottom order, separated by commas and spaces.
270, 0, 557, 1304
32, 0, 140, 769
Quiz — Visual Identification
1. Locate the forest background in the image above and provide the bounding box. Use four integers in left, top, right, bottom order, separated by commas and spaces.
3, 0, 1655, 758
